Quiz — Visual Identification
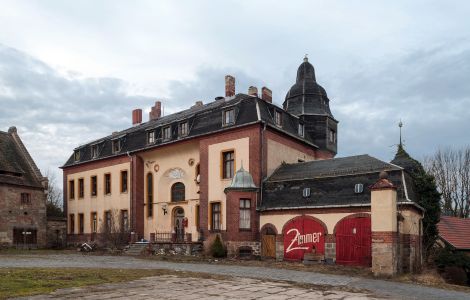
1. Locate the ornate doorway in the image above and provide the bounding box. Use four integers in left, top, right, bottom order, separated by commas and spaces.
173, 207, 185, 242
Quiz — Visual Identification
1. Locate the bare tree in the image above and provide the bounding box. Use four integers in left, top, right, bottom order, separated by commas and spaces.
44, 170, 64, 217
98, 209, 130, 250
425, 146, 470, 218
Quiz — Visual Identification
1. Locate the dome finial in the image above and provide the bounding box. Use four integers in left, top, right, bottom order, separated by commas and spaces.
398, 119, 403, 147
304, 54, 308, 62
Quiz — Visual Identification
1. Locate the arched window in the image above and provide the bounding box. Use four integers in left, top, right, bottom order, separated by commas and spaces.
171, 182, 185, 202
147, 173, 153, 217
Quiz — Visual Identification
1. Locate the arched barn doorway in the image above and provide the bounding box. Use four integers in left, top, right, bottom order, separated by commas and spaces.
261, 224, 277, 258
335, 215, 371, 267
282, 216, 326, 261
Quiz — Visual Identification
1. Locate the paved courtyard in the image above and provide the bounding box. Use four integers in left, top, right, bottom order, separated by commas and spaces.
1, 254, 469, 299
17, 274, 381, 300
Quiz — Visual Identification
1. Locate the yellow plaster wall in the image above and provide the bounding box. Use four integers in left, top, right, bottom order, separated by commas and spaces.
260, 212, 370, 234
399, 209, 422, 235
371, 189, 397, 232
266, 139, 315, 176
67, 162, 131, 234
140, 141, 200, 240
207, 137, 250, 231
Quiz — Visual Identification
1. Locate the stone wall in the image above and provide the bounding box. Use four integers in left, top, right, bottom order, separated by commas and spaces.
0, 185, 47, 248
226, 240, 260, 257
46, 218, 67, 248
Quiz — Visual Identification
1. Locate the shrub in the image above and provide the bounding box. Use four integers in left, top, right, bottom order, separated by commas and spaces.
211, 234, 226, 258
435, 247, 470, 285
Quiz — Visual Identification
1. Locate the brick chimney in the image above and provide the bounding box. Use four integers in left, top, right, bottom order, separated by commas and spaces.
225, 75, 235, 97
191, 101, 204, 109
149, 101, 162, 121
248, 86, 258, 97
261, 87, 272, 103
132, 109, 142, 125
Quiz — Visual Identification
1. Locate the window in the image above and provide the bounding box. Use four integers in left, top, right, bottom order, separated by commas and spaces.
74, 150, 80, 161
121, 170, 128, 193
91, 212, 97, 233
298, 123, 304, 137
78, 178, 84, 198
195, 204, 200, 230
121, 210, 129, 231
69, 180, 75, 200
69, 214, 75, 234
91, 145, 98, 158
20, 193, 31, 204
329, 129, 336, 143
211, 202, 221, 231
171, 182, 185, 202
147, 131, 155, 144
147, 173, 153, 217
239, 199, 251, 229
354, 183, 364, 194
78, 213, 84, 234
222, 150, 235, 179
274, 110, 282, 126
303, 187, 311, 198
179, 122, 188, 137
105, 211, 111, 229
112, 139, 121, 153
104, 173, 111, 195
91, 176, 97, 196
162, 126, 171, 140
223, 109, 235, 125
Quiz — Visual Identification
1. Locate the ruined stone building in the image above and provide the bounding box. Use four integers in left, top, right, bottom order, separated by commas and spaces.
0, 127, 48, 248
62, 57, 423, 275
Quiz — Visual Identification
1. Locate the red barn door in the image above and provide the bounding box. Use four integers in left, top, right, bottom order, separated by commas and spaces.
283, 216, 325, 261
335, 216, 371, 267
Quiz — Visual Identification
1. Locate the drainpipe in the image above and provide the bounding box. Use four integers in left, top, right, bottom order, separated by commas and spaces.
127, 151, 134, 239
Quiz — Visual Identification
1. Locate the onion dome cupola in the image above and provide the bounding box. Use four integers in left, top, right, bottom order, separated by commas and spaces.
224, 165, 258, 193
283, 56, 338, 156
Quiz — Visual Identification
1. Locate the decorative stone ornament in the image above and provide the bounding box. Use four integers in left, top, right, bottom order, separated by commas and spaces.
188, 158, 195, 166
153, 164, 159, 172
168, 168, 184, 179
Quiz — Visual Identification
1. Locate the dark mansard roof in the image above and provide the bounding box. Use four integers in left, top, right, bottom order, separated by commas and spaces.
0, 128, 44, 188
260, 154, 418, 211
62, 94, 318, 168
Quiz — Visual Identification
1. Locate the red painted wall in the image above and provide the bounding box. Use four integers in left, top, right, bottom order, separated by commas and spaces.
283, 216, 326, 260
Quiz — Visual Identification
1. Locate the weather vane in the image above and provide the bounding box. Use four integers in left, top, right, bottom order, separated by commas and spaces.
304, 54, 308, 62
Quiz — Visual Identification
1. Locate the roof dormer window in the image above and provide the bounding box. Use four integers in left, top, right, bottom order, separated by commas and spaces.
223, 109, 235, 126
162, 126, 171, 141
91, 145, 98, 159
179, 122, 188, 137
147, 131, 155, 144
112, 139, 121, 154
74, 150, 80, 162
298, 123, 304, 137
274, 110, 282, 127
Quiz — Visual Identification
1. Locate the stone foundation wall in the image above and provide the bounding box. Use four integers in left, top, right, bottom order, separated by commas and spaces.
226, 240, 260, 257
372, 232, 398, 276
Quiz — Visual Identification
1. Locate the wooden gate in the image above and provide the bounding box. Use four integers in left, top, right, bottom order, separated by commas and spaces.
335, 216, 371, 267
13, 228, 38, 249
261, 235, 276, 258
282, 216, 325, 261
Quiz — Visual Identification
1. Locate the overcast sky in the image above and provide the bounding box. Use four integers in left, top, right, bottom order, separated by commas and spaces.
1, 1, 469, 186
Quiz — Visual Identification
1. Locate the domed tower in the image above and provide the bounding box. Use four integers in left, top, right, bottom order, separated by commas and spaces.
283, 56, 338, 156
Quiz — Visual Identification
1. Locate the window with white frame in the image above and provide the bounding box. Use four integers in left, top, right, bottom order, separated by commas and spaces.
147, 131, 155, 144
162, 126, 171, 140
223, 109, 235, 125
239, 199, 251, 229
298, 123, 304, 137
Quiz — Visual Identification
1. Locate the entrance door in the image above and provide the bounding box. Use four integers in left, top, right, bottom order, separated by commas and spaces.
261, 235, 276, 258
335, 216, 371, 267
173, 208, 185, 242
13, 228, 37, 249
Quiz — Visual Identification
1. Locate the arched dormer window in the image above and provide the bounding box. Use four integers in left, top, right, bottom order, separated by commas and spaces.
171, 182, 185, 202
147, 173, 153, 217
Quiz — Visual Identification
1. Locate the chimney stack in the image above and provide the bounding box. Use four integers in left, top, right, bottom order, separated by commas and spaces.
225, 75, 235, 97
132, 109, 142, 125
261, 87, 272, 103
248, 86, 258, 97
191, 100, 204, 108
149, 101, 162, 121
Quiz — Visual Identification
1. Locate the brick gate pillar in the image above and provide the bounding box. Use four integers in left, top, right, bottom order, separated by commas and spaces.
370, 171, 398, 276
